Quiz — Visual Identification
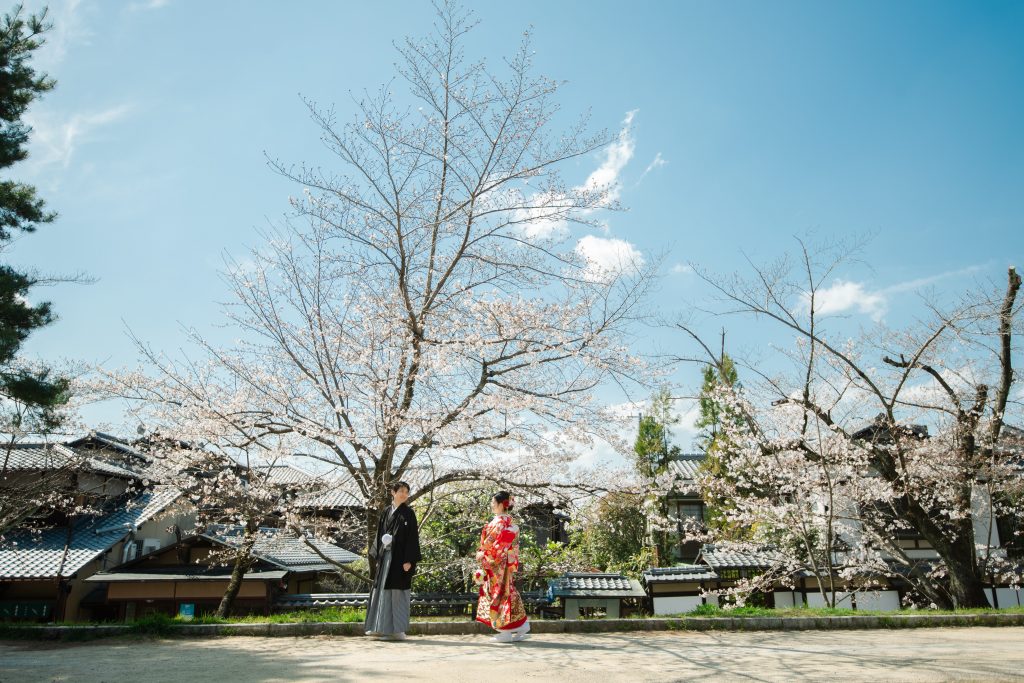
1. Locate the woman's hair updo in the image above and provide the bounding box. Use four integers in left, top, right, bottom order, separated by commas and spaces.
493, 490, 514, 511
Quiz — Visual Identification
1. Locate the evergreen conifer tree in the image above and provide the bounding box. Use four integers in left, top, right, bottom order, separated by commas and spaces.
0, 5, 68, 428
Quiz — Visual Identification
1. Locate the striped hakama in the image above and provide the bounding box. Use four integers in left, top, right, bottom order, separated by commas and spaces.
365, 532, 412, 634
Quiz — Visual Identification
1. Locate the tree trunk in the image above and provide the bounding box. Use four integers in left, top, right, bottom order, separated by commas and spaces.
366, 505, 382, 579
944, 530, 992, 608
873, 452, 992, 609
911, 516, 990, 609
216, 549, 253, 619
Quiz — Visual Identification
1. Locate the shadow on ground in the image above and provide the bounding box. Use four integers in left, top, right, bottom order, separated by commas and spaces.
2, 627, 1023, 682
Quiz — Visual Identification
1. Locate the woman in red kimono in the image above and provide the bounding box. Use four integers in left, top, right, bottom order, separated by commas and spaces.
475, 491, 530, 643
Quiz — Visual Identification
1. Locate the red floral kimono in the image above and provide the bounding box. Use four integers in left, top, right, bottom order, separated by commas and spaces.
475, 513, 528, 631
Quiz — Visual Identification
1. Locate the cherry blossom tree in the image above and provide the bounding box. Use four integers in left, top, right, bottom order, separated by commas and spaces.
106, 1, 654, 574
678, 240, 1021, 609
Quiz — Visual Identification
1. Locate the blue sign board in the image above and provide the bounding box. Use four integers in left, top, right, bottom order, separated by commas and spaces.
178, 603, 196, 621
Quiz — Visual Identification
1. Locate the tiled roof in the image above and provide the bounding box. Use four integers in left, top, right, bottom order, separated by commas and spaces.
698, 545, 782, 570
1, 443, 76, 470
317, 466, 569, 510
547, 572, 647, 598
87, 568, 287, 582
257, 464, 315, 486
82, 458, 145, 480
274, 593, 482, 609
295, 488, 363, 509
666, 454, 705, 479
0, 443, 144, 481
67, 432, 152, 463
201, 524, 359, 571
275, 593, 370, 608
665, 454, 706, 495
643, 565, 719, 583
0, 487, 181, 579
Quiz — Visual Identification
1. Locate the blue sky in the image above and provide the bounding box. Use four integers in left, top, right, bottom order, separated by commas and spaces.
9, 0, 1024, 445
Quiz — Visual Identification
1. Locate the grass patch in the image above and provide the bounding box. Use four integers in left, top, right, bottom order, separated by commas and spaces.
188, 606, 367, 624
128, 613, 177, 636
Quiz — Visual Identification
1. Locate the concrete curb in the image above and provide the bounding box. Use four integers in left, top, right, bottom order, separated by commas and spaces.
7, 613, 1024, 641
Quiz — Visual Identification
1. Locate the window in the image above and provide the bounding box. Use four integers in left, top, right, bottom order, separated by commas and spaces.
671, 500, 704, 528
676, 503, 704, 521
123, 540, 143, 563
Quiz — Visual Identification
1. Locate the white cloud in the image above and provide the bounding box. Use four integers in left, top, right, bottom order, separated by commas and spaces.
636, 152, 667, 185
671, 263, 692, 275
129, 0, 173, 11
34, 0, 89, 71
575, 235, 644, 282
579, 109, 637, 206
810, 279, 888, 320
807, 264, 988, 322
600, 398, 702, 454
602, 400, 645, 419
900, 364, 980, 408
25, 104, 135, 172
883, 264, 987, 294
516, 110, 638, 241
513, 189, 571, 242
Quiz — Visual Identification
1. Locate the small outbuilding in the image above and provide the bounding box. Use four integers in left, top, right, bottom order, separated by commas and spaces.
546, 572, 646, 619
643, 565, 719, 615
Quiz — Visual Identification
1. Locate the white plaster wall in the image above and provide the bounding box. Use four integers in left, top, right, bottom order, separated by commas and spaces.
987, 588, 1022, 608
833, 497, 865, 553
856, 591, 900, 611
653, 596, 703, 615
76, 473, 130, 498
100, 508, 196, 571
805, 591, 854, 608
773, 591, 796, 608
972, 486, 1001, 552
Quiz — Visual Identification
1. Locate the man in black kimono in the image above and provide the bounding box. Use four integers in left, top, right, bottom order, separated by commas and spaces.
365, 481, 421, 640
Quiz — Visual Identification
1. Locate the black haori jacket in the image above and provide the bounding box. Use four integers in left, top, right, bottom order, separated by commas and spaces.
370, 502, 422, 590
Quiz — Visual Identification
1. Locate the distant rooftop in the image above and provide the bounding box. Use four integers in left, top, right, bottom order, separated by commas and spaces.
87, 567, 287, 583
698, 545, 784, 570
643, 565, 719, 583
201, 524, 359, 571
67, 432, 152, 463
547, 572, 647, 599
0, 442, 144, 481
664, 453, 706, 496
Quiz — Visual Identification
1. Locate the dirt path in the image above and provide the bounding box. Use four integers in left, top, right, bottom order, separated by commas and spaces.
2, 627, 1023, 682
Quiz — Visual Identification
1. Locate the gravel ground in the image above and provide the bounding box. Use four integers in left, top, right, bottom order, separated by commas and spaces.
2, 626, 1023, 682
